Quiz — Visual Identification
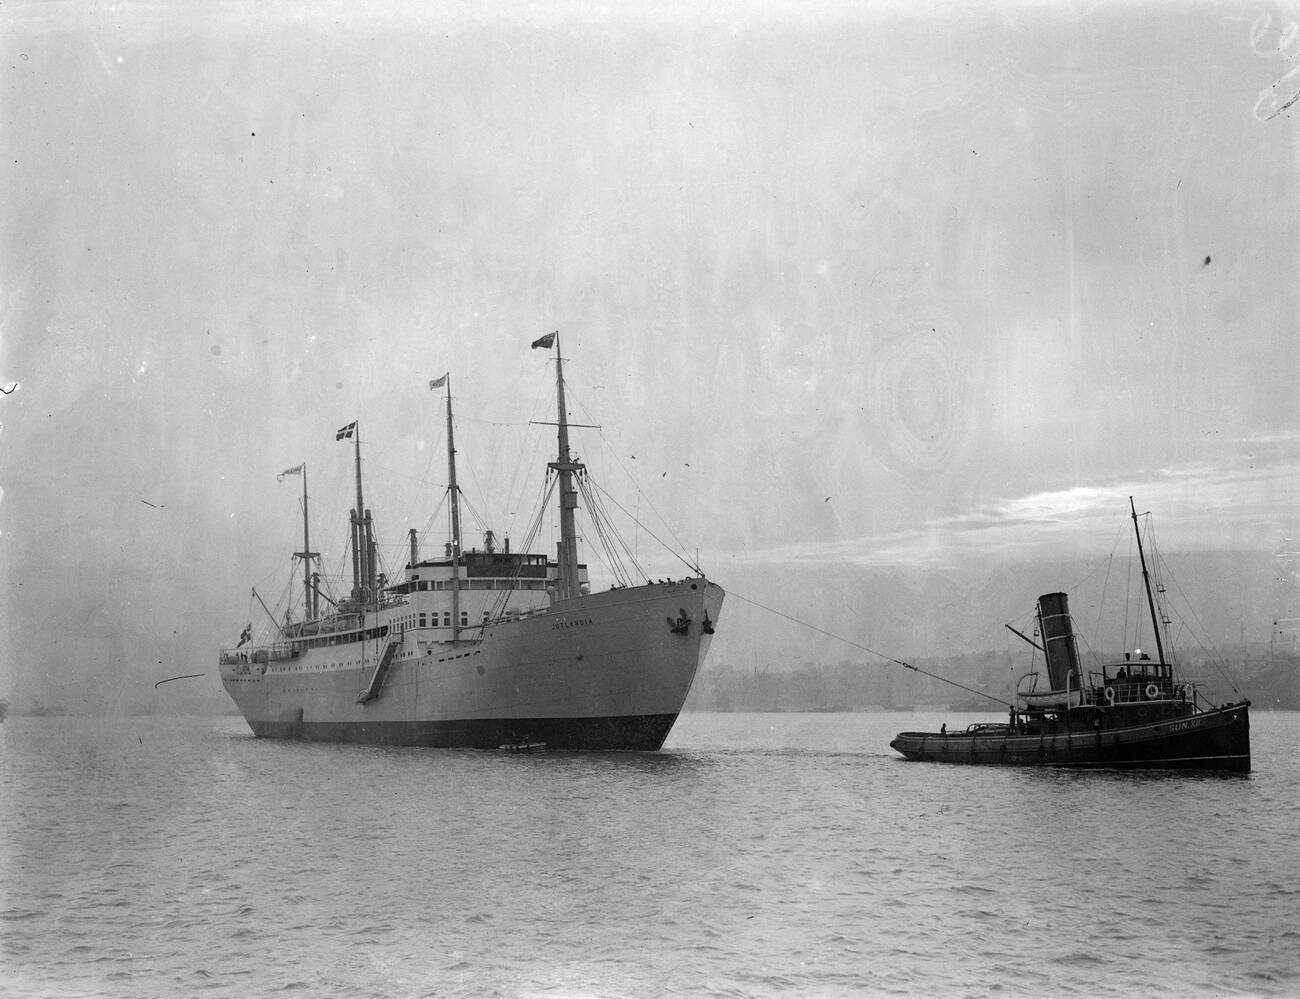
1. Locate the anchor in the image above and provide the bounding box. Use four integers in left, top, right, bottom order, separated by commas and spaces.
667, 608, 691, 635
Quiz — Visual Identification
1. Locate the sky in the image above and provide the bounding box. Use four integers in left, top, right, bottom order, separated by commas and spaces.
2, 0, 1298, 708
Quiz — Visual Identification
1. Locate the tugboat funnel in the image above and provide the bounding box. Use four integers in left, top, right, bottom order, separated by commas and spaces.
1037, 592, 1082, 692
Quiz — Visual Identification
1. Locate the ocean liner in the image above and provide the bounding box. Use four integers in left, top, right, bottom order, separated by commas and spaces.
890, 499, 1251, 771
219, 334, 724, 750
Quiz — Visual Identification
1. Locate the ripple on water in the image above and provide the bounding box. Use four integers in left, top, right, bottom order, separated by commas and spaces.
4, 713, 1299, 998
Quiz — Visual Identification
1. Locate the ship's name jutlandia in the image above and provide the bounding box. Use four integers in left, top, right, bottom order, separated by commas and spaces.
552, 617, 595, 631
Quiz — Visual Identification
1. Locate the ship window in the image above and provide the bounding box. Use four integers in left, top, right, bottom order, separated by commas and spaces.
419, 614, 427, 627
443, 612, 451, 627
460, 611, 468, 626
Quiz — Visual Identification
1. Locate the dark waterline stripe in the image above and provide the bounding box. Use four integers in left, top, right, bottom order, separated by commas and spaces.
246, 712, 680, 751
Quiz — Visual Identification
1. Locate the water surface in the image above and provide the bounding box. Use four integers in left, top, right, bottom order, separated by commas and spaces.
2, 711, 1296, 997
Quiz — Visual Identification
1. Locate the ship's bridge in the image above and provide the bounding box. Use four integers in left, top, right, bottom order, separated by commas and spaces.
389, 548, 588, 595
379, 547, 589, 637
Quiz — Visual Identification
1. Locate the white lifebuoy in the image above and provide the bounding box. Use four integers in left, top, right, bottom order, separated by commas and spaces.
1103, 686, 1116, 705
1145, 683, 1161, 700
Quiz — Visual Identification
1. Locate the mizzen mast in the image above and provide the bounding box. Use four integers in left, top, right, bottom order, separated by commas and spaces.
294, 464, 319, 621
279, 461, 319, 622
336, 420, 373, 607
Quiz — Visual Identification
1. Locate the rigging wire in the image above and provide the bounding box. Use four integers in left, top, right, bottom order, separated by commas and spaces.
515, 473, 557, 560
403, 426, 443, 539
1088, 521, 1128, 664
483, 475, 558, 623
591, 482, 645, 583
1123, 526, 1135, 653
575, 473, 643, 585
726, 589, 1016, 708
585, 476, 701, 576
415, 491, 450, 554
459, 418, 503, 532
568, 388, 699, 569
500, 420, 546, 545
498, 364, 562, 543
458, 490, 492, 542
1155, 556, 1244, 696
248, 570, 296, 643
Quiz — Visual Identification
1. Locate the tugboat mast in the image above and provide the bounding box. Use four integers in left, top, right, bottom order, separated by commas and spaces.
1130, 496, 1167, 666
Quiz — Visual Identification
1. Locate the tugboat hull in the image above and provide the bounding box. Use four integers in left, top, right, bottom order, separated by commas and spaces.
890, 701, 1251, 772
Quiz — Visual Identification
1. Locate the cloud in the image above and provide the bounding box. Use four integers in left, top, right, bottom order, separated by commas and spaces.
725, 456, 1299, 570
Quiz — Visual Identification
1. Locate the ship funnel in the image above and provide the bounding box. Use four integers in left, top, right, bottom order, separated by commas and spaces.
1037, 592, 1082, 692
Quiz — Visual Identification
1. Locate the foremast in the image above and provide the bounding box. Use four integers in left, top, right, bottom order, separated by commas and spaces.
534, 331, 585, 601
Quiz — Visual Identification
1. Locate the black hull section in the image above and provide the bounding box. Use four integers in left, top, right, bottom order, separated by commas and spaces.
246, 712, 679, 751
890, 702, 1251, 772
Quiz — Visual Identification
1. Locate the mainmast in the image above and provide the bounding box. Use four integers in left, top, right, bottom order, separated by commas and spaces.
438, 373, 464, 640
1130, 496, 1168, 665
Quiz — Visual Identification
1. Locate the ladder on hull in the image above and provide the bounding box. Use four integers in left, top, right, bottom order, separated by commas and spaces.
357, 640, 399, 705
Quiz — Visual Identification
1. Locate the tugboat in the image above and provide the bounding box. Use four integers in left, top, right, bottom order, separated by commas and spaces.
890, 499, 1251, 771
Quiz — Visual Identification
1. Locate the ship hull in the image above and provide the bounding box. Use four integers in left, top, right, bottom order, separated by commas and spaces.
221, 579, 722, 751
890, 701, 1251, 772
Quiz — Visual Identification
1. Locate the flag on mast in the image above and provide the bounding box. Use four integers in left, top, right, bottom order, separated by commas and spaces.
429, 373, 448, 389
237, 623, 252, 648
336, 421, 356, 441
531, 332, 557, 349
277, 463, 304, 482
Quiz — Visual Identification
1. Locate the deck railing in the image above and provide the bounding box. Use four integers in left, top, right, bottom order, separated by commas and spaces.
219, 643, 302, 667
1090, 676, 1192, 706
